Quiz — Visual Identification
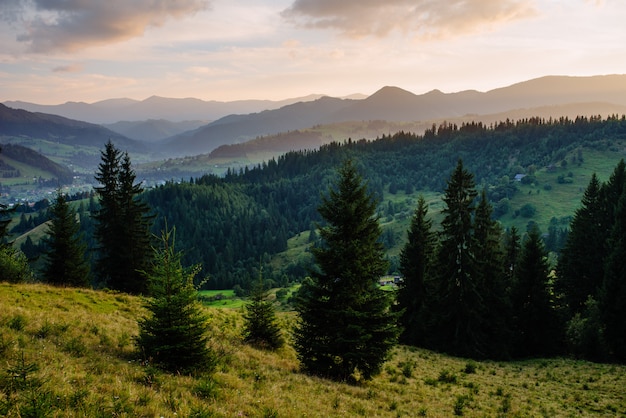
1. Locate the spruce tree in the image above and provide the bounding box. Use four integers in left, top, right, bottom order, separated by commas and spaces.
557, 173, 605, 314
599, 159, 625, 237
93, 141, 122, 288
93, 141, 153, 294
599, 182, 626, 361
242, 268, 284, 350
42, 191, 90, 287
116, 152, 153, 293
473, 189, 510, 357
294, 159, 399, 382
136, 227, 214, 374
431, 159, 484, 357
511, 227, 561, 357
396, 195, 436, 346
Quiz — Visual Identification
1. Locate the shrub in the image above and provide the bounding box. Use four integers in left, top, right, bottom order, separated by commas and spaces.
519, 203, 536, 218
0, 247, 33, 283
463, 361, 477, 374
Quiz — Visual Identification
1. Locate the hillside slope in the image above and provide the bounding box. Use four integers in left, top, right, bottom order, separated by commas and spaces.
0, 103, 143, 152
0, 143, 74, 184
1, 282, 625, 417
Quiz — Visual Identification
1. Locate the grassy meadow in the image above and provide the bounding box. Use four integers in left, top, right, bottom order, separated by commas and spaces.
1, 282, 625, 417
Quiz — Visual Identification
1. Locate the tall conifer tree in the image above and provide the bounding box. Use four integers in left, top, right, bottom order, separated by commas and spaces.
474, 189, 510, 357
294, 159, 399, 382
432, 159, 484, 357
599, 182, 626, 361
42, 191, 90, 287
93, 141, 153, 294
557, 173, 605, 314
397, 195, 436, 346
512, 227, 560, 357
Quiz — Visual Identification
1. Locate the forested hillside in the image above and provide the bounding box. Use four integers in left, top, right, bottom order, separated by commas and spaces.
0, 143, 74, 185
144, 115, 626, 290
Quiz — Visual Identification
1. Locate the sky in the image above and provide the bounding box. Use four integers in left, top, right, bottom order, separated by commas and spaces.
0, 0, 625, 105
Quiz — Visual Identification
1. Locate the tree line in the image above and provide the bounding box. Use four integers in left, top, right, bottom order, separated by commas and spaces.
4, 115, 626, 294
2, 141, 626, 381
143, 115, 626, 289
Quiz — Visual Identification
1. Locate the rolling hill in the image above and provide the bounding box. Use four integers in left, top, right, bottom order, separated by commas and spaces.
0, 143, 74, 184
0, 103, 143, 152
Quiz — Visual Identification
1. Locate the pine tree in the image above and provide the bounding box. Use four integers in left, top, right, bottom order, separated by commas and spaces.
242, 267, 284, 350
294, 159, 400, 382
116, 152, 153, 293
431, 159, 484, 357
557, 173, 605, 314
396, 195, 436, 346
42, 191, 90, 287
473, 189, 510, 357
599, 181, 626, 361
93, 140, 122, 288
511, 227, 561, 357
599, 159, 625, 237
93, 141, 153, 294
136, 227, 214, 374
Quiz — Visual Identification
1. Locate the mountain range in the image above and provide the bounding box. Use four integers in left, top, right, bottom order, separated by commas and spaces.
160, 75, 626, 156
3, 94, 335, 125
0, 103, 143, 152
3, 74, 626, 162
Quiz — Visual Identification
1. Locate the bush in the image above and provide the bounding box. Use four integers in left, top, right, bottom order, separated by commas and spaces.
519, 203, 536, 218
0, 247, 33, 283
565, 297, 608, 361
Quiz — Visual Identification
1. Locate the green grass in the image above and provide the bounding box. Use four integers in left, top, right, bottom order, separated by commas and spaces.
1, 282, 625, 417
197, 289, 246, 309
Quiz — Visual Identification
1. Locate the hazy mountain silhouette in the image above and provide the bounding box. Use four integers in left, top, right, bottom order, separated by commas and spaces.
159, 96, 353, 155
0, 103, 144, 151
4, 74, 626, 158
4, 94, 329, 124
159, 75, 626, 156
103, 119, 208, 142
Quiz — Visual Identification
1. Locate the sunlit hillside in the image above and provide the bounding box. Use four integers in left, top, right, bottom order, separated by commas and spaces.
1, 282, 625, 417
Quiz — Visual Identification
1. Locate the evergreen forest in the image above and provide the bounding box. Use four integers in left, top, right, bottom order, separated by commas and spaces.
3, 115, 626, 364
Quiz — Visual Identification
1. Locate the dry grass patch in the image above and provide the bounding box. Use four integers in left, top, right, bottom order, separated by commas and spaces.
1, 282, 625, 417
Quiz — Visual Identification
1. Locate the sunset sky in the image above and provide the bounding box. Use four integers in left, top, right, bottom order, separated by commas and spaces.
1, 0, 625, 104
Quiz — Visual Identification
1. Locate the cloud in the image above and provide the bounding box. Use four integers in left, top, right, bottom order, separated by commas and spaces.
2, 0, 210, 53
52, 63, 84, 73
282, 0, 538, 39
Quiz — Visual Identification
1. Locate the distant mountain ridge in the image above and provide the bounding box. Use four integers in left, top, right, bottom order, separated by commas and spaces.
4, 74, 626, 159
4, 94, 330, 124
160, 74, 626, 156
103, 119, 208, 142
0, 103, 143, 152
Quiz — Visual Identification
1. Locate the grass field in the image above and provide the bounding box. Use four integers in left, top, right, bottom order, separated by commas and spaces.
197, 289, 246, 309
1, 282, 625, 417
